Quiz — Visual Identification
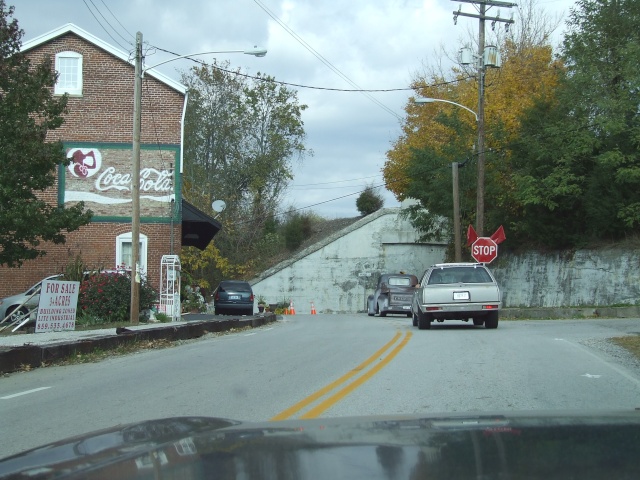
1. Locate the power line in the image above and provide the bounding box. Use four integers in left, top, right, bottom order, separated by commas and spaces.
82, 0, 132, 51
148, 44, 473, 93
252, 0, 402, 120
290, 174, 382, 187
99, 0, 134, 40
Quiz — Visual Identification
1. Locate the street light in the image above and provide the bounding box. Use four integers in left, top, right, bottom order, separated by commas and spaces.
415, 97, 478, 122
130, 32, 266, 324
414, 96, 478, 262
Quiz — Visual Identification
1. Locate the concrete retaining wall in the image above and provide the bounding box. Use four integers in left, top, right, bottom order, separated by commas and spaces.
251, 209, 447, 314
491, 249, 640, 308
251, 207, 640, 312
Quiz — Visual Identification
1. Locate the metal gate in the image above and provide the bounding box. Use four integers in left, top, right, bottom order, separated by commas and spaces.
159, 255, 181, 321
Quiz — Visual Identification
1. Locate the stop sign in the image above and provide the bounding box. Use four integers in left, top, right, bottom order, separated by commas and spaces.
471, 237, 498, 263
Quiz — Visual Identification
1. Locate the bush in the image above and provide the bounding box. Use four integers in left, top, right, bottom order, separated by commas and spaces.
78, 272, 157, 323
182, 285, 207, 312
356, 185, 384, 215
283, 213, 313, 251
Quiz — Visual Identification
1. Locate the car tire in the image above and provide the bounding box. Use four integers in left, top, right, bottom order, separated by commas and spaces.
473, 318, 484, 326
484, 311, 499, 329
417, 310, 431, 330
378, 303, 386, 317
412, 311, 418, 327
7, 307, 28, 323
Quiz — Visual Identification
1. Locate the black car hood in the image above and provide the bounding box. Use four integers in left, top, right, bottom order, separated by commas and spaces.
1, 410, 640, 479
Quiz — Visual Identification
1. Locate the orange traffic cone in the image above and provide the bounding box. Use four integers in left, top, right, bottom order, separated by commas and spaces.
311, 302, 317, 314
289, 299, 296, 315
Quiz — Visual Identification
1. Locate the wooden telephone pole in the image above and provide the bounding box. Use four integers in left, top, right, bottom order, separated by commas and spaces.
453, 0, 515, 236
130, 32, 142, 324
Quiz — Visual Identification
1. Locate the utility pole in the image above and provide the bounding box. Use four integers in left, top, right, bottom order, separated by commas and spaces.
130, 31, 142, 324
453, 0, 515, 236
452, 162, 462, 262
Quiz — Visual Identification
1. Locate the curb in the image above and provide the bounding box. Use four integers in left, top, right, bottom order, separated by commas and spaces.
502, 306, 640, 319
0, 314, 277, 374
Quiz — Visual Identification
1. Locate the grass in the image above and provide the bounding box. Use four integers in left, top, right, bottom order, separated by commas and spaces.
611, 335, 640, 362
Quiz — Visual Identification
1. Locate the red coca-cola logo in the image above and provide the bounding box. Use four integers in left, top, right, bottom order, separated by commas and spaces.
67, 148, 102, 178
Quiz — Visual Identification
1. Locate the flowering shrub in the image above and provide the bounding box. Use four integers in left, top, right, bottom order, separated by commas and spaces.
79, 272, 157, 323
182, 285, 207, 312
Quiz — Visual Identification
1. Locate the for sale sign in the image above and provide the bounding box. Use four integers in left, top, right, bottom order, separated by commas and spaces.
35, 280, 80, 332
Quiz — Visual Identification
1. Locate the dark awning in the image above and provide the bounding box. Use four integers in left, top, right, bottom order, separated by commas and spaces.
181, 199, 222, 250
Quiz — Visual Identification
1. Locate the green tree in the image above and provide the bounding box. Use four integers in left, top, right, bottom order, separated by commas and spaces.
180, 62, 310, 283
508, 0, 640, 247
0, 2, 92, 267
384, 0, 562, 245
356, 185, 384, 216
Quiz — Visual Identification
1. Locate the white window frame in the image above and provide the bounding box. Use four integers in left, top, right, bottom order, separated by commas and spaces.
54, 51, 83, 96
116, 232, 148, 278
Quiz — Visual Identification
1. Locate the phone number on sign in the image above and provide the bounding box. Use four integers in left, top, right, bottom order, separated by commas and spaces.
36, 322, 75, 332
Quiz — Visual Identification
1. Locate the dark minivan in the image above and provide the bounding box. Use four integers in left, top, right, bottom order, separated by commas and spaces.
213, 280, 254, 316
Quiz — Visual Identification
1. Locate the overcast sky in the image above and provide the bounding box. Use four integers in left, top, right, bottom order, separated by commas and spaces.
13, 0, 576, 218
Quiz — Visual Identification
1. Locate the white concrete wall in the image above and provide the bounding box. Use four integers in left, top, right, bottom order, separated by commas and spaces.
491, 249, 640, 307
250, 208, 447, 314
251, 208, 640, 312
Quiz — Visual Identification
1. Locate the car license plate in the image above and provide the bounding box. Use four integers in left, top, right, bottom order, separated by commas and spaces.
402, 305, 410, 310
453, 291, 470, 300
229, 295, 240, 300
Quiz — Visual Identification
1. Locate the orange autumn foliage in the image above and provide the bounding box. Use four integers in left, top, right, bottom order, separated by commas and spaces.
384, 40, 563, 201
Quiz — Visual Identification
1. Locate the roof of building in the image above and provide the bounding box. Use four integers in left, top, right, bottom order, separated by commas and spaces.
20, 23, 186, 95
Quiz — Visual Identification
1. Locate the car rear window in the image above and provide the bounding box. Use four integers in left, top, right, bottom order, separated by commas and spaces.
388, 277, 412, 286
428, 267, 492, 285
219, 281, 252, 292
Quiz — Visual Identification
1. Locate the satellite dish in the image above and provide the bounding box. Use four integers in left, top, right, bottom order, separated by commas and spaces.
211, 200, 227, 213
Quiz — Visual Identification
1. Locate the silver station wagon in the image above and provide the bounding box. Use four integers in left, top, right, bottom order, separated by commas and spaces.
411, 263, 501, 330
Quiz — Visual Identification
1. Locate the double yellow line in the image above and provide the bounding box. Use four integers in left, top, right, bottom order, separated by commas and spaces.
271, 330, 412, 421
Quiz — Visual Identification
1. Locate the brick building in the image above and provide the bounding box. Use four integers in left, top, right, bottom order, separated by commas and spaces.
0, 24, 219, 298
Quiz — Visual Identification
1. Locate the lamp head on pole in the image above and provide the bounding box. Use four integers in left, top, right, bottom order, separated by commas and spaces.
142, 47, 267, 75
244, 46, 267, 57
413, 97, 478, 122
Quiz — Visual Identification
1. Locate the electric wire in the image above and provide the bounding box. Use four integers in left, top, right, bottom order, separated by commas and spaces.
147, 44, 476, 93
99, 0, 135, 40
82, 0, 132, 51
252, 0, 402, 120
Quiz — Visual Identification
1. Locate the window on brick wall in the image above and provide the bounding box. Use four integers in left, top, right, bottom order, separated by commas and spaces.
55, 51, 83, 96
116, 232, 147, 278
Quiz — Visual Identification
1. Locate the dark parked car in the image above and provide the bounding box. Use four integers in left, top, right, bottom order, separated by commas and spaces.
367, 273, 419, 317
213, 280, 254, 316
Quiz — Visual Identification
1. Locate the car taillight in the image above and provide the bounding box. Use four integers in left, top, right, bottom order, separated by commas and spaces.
482, 305, 499, 310
426, 306, 443, 311
250, 294, 254, 302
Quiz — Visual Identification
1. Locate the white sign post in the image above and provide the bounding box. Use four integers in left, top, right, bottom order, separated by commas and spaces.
35, 280, 80, 332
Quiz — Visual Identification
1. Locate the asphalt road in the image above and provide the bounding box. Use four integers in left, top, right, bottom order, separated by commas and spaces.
1, 314, 640, 458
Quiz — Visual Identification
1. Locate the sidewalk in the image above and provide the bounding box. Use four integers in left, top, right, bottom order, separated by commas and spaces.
0, 313, 277, 374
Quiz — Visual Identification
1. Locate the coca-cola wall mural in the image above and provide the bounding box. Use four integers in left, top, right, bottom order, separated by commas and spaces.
62, 144, 180, 220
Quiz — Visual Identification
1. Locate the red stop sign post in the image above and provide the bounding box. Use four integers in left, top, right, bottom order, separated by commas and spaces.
471, 237, 498, 263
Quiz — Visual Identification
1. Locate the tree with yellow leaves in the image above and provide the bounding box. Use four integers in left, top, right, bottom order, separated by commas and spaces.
383, 0, 563, 248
